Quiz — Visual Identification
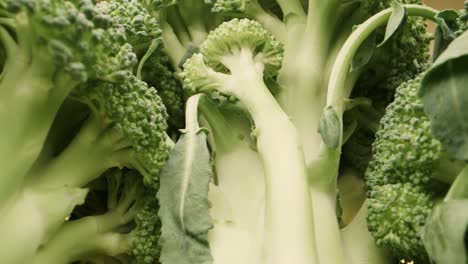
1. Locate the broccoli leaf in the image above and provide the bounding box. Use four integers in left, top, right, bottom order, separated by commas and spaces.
421, 199, 468, 264
158, 128, 214, 264
420, 30, 468, 160
377, 1, 407, 47
319, 106, 341, 149
432, 9, 462, 61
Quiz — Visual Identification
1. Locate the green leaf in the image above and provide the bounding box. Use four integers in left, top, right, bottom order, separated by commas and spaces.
377, 1, 407, 48
351, 33, 376, 71
421, 200, 468, 264
158, 129, 214, 264
433, 10, 462, 61
318, 106, 341, 149
420, 31, 468, 160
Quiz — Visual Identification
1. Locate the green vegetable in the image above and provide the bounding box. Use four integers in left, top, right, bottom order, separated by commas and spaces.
0, 0, 467, 263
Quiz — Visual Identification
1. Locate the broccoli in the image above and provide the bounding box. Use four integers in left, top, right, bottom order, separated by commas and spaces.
99, 0, 186, 129
0, 1, 169, 263
365, 57, 466, 261
181, 19, 316, 264
0, 0, 466, 263
152, 1, 465, 263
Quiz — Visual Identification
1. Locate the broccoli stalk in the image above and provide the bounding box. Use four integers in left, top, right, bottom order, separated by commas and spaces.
0, 186, 89, 263
31, 170, 160, 264
0, 0, 102, 206
182, 19, 317, 264
190, 95, 267, 263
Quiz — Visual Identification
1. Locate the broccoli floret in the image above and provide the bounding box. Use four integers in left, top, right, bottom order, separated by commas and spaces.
367, 183, 433, 259
364, 76, 462, 261
99, 0, 187, 129
366, 76, 442, 188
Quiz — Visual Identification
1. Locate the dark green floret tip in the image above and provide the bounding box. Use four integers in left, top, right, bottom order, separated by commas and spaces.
365, 76, 443, 188
367, 183, 431, 261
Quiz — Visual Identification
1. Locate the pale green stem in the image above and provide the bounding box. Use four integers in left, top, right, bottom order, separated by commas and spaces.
275, 0, 306, 23
220, 48, 318, 264
166, 7, 191, 47
314, 5, 438, 264
136, 39, 160, 80
26, 116, 124, 190
0, 186, 88, 264
322, 4, 439, 160
33, 213, 132, 264
176, 0, 208, 45
185, 94, 202, 133
195, 95, 240, 153
244, 2, 286, 42
160, 21, 186, 70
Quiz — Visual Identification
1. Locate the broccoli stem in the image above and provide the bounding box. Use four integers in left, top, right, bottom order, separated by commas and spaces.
220, 48, 318, 264
26, 115, 126, 190
302, 5, 439, 264
242, 2, 286, 41
276, 17, 331, 165
275, 0, 306, 22
160, 21, 186, 69
193, 95, 266, 262
320, 4, 439, 183
32, 213, 132, 264
305, 0, 341, 56
166, 6, 191, 47
0, 61, 63, 207
176, 1, 208, 45
0, 186, 88, 264
196, 96, 239, 153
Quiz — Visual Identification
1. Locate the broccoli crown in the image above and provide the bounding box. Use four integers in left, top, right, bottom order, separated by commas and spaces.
97, 0, 162, 56
365, 76, 442, 188
2, 0, 130, 82
367, 183, 433, 259
182, 18, 283, 97
98, 0, 185, 129
76, 72, 170, 188
364, 76, 443, 261
200, 18, 283, 79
